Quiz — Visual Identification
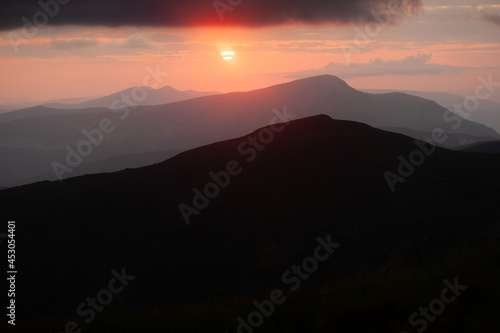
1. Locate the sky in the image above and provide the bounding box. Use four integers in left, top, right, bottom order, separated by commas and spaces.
0, 0, 499, 102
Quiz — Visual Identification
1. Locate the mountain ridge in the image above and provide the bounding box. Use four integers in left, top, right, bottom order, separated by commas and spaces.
42, 85, 221, 109
1, 75, 499, 188
363, 88, 500, 133
1, 115, 499, 332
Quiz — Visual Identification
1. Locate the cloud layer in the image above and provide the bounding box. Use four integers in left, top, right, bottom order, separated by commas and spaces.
286, 54, 471, 79
0, 0, 422, 31
481, 10, 500, 27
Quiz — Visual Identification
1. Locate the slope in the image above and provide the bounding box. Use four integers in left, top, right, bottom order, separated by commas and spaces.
0, 115, 499, 332
1, 75, 498, 187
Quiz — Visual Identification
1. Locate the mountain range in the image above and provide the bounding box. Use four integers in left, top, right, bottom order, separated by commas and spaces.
42, 85, 221, 109
363, 88, 500, 133
0, 85, 220, 113
1, 75, 499, 188
1, 115, 499, 332
0, 96, 97, 112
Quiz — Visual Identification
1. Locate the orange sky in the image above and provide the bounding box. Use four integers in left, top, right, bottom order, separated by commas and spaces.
0, 1, 500, 102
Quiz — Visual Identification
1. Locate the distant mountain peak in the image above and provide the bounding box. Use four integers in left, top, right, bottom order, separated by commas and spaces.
156, 85, 180, 92
253, 74, 354, 97
290, 74, 350, 87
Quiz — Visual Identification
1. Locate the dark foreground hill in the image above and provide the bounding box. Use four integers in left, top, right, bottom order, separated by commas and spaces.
1, 115, 499, 333
459, 140, 500, 153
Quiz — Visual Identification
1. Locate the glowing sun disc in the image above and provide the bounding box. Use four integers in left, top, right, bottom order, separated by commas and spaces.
221, 51, 235, 60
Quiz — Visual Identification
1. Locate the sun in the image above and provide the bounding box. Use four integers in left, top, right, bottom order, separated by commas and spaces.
221, 50, 235, 60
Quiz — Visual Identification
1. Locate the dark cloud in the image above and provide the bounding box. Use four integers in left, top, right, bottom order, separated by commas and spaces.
0, 0, 422, 31
481, 10, 500, 27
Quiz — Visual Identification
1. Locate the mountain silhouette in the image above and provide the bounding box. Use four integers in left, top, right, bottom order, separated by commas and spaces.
459, 140, 500, 153
1, 115, 499, 332
42, 85, 221, 109
363, 88, 500, 133
1, 75, 498, 188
